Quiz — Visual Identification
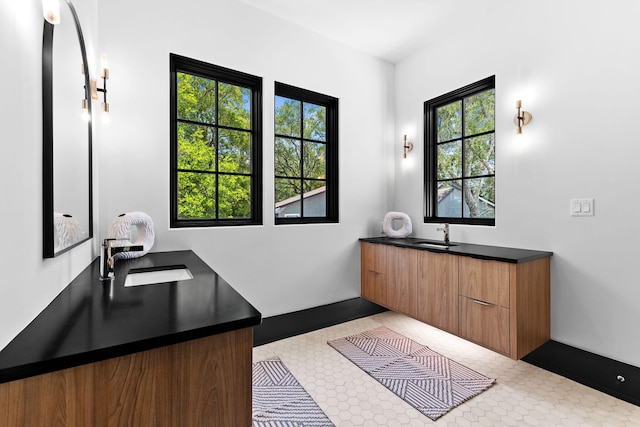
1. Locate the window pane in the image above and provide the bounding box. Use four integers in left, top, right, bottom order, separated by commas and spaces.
436, 101, 462, 142
464, 134, 495, 178
437, 180, 463, 218
425, 76, 495, 225
177, 73, 216, 124
178, 172, 215, 219
218, 175, 251, 219
275, 178, 301, 218
464, 89, 495, 136
303, 141, 326, 179
463, 177, 495, 218
302, 181, 326, 217
218, 82, 251, 130
171, 55, 262, 227
275, 96, 301, 137
437, 141, 462, 180
219, 129, 251, 174
274, 83, 338, 224
303, 103, 326, 141
178, 123, 215, 171
275, 137, 301, 177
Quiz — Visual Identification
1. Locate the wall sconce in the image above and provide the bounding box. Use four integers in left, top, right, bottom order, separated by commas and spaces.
403, 134, 413, 158
514, 100, 532, 134
91, 54, 110, 116
80, 55, 110, 122
42, 0, 61, 25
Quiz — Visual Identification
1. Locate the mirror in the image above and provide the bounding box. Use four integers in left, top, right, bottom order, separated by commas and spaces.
43, 0, 93, 257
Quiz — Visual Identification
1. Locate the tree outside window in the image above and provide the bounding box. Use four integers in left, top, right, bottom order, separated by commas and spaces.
170, 54, 262, 227
425, 76, 495, 226
274, 82, 338, 224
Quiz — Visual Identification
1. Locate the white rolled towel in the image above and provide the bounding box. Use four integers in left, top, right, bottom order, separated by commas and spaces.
382, 211, 412, 238
107, 211, 155, 260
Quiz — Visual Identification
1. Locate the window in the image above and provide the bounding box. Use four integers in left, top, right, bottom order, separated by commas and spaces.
170, 54, 262, 227
424, 76, 495, 226
274, 82, 338, 224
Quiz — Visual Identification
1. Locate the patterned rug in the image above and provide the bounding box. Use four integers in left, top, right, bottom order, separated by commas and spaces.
252, 357, 334, 427
328, 326, 495, 420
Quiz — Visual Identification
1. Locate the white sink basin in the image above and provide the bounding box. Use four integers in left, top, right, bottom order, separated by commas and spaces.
415, 242, 457, 249
124, 267, 193, 287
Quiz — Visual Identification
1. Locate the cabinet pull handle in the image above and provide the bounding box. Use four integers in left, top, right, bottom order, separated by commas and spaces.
471, 298, 491, 306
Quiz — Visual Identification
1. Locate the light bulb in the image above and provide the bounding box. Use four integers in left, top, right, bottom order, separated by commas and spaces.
42, 0, 61, 25
81, 99, 90, 122
100, 54, 109, 79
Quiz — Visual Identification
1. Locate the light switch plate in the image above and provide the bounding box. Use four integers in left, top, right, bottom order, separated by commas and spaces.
571, 198, 594, 216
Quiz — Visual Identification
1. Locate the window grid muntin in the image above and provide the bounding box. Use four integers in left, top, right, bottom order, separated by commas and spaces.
425, 76, 495, 225
177, 76, 252, 220
275, 99, 327, 218
170, 54, 262, 227
274, 82, 338, 224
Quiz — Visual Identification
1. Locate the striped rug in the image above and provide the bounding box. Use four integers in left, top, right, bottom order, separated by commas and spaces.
252, 357, 334, 427
328, 326, 495, 420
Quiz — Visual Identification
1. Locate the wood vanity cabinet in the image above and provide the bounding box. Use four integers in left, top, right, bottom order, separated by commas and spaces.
417, 250, 459, 334
361, 243, 418, 317
360, 241, 551, 360
360, 242, 388, 307
458, 257, 511, 355
0, 328, 253, 427
387, 246, 417, 317
458, 256, 550, 359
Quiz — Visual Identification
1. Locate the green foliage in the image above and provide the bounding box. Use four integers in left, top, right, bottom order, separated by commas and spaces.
275, 97, 301, 137
437, 101, 462, 142
437, 141, 461, 180
177, 172, 215, 219
436, 89, 495, 218
176, 73, 252, 220
176, 75, 328, 220
274, 97, 327, 206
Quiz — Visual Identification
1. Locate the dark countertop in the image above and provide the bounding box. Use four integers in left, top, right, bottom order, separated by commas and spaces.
0, 250, 261, 384
360, 237, 552, 263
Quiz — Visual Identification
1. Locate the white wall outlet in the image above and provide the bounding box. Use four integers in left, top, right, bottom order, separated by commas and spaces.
571, 198, 594, 216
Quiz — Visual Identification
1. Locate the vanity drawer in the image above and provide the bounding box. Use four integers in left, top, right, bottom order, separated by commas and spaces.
361, 243, 388, 306
459, 296, 510, 355
459, 257, 510, 307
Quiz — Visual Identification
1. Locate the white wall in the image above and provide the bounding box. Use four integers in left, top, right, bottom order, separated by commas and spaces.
394, 0, 640, 366
96, 0, 394, 318
0, 0, 98, 351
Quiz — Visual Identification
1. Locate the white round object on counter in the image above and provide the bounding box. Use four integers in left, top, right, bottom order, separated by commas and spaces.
382, 212, 412, 238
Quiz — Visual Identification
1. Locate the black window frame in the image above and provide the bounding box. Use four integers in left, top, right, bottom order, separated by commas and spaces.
169, 53, 263, 228
274, 82, 339, 225
424, 75, 496, 226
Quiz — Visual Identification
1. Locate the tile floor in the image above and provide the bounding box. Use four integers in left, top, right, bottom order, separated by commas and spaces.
252, 311, 640, 426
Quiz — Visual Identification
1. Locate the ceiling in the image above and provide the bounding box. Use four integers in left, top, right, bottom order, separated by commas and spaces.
239, 0, 505, 63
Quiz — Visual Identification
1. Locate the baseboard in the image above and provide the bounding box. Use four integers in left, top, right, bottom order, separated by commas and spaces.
522, 340, 640, 407
253, 298, 387, 347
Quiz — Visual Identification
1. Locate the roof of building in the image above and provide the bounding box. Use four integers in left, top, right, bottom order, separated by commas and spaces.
275, 186, 326, 208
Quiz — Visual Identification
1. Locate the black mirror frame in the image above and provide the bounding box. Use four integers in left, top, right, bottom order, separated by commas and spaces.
42, 0, 93, 258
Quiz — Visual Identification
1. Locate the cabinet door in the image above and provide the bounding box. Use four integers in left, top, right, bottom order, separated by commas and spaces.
459, 296, 510, 355
387, 246, 417, 317
360, 243, 387, 306
417, 251, 459, 334
459, 257, 510, 307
